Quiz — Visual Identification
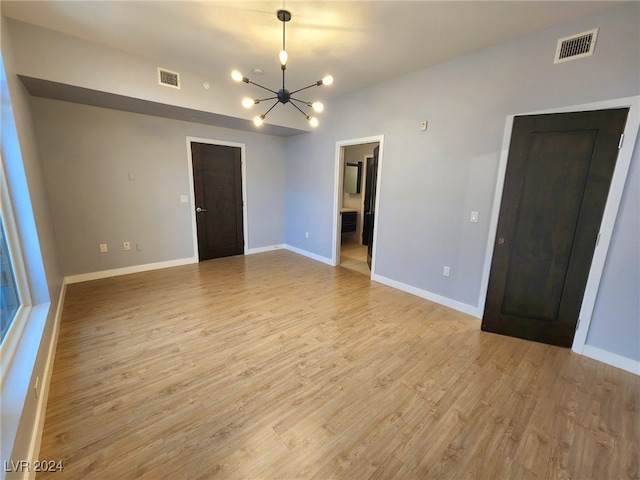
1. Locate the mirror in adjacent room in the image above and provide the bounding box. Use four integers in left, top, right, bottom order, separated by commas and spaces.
344, 162, 362, 194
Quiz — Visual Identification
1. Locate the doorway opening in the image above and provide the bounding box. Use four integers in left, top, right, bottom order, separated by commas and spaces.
333, 136, 384, 276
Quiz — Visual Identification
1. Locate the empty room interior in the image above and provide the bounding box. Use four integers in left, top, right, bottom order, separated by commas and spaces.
1, 1, 639, 479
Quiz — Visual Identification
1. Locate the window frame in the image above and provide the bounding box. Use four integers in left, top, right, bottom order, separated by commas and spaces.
0, 153, 32, 388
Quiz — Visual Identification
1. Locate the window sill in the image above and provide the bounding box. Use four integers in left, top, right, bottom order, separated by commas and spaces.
1, 302, 51, 476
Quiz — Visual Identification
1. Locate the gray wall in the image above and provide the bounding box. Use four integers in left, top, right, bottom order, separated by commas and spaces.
284, 3, 640, 361
30, 98, 286, 277
1, 16, 64, 468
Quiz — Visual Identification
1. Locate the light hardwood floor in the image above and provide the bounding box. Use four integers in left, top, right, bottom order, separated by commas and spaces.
38, 250, 639, 479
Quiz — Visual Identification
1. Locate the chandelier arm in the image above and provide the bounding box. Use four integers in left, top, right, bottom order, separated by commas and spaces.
289, 97, 312, 108
288, 100, 311, 119
256, 96, 278, 102
246, 79, 279, 95
289, 83, 320, 95
262, 100, 281, 119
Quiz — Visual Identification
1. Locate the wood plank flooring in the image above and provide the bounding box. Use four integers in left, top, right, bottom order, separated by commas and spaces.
38, 250, 639, 479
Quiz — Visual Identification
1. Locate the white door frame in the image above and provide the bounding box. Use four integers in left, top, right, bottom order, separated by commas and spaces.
477, 96, 639, 357
332, 135, 385, 275
185, 136, 249, 261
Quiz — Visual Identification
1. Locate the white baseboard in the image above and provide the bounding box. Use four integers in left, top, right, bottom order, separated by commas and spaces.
64, 257, 197, 284
281, 245, 480, 318
372, 273, 482, 318
63, 247, 331, 284
582, 345, 640, 376
366, 275, 640, 379
283, 244, 334, 266
24, 283, 67, 477
245, 244, 286, 255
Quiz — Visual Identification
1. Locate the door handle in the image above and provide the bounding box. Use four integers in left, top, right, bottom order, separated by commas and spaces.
196, 207, 207, 213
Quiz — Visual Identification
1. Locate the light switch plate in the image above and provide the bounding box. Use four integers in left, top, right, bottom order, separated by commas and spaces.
470, 211, 479, 223
180, 195, 189, 203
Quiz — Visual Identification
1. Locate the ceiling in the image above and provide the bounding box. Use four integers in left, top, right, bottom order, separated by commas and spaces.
2, 1, 623, 102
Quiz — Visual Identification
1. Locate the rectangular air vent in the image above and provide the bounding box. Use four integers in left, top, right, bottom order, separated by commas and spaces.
158, 68, 180, 89
554, 28, 598, 64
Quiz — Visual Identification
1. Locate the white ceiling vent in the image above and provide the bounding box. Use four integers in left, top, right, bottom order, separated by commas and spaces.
554, 28, 598, 64
158, 68, 180, 89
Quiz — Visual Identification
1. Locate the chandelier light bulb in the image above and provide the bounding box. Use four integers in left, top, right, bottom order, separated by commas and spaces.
242, 97, 255, 108
231, 70, 244, 82
322, 75, 334, 86
279, 50, 288, 66
253, 115, 265, 127
311, 101, 324, 113
309, 117, 319, 128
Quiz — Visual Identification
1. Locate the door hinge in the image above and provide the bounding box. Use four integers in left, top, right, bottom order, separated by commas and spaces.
576, 317, 581, 332
596, 232, 601, 247
618, 133, 624, 149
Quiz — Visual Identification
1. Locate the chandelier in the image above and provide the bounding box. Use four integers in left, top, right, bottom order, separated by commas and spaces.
231, 9, 333, 128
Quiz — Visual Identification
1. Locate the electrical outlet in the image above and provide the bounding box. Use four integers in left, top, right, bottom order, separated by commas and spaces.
123, 242, 131, 251
99, 243, 108, 253
419, 120, 428, 131
443, 266, 451, 277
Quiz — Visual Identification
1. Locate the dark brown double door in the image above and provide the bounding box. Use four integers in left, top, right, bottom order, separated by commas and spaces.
191, 142, 244, 261
482, 108, 628, 347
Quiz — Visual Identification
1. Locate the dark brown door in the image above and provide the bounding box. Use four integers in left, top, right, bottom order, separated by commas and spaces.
191, 142, 244, 261
482, 109, 628, 347
364, 146, 379, 268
